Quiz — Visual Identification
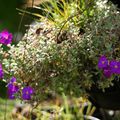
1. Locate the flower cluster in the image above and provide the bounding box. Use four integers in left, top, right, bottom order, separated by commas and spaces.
0, 30, 10, 79
7, 77, 19, 99
0, 29, 34, 100
0, 30, 13, 45
98, 56, 120, 78
7, 77, 34, 100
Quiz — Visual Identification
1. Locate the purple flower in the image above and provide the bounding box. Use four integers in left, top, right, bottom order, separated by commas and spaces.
7, 85, 19, 99
98, 55, 108, 69
0, 64, 4, 79
22, 86, 34, 100
0, 30, 13, 45
8, 92, 16, 99
110, 60, 120, 74
7, 77, 16, 89
7, 77, 19, 99
9, 77, 16, 84
103, 67, 112, 78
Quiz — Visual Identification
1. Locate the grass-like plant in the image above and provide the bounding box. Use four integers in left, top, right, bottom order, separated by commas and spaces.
18, 0, 96, 30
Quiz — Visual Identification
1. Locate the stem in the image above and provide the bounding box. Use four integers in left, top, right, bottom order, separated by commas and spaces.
15, 4, 28, 41
4, 98, 7, 120
32, 0, 34, 7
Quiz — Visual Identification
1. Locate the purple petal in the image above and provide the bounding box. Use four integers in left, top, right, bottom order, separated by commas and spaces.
22, 86, 34, 100
0, 69, 4, 78
22, 86, 34, 94
0, 64, 4, 78
103, 68, 112, 78
8, 77, 17, 89
10, 77, 16, 83
7, 84, 19, 100
0, 30, 13, 45
110, 60, 120, 74
98, 55, 108, 69
8, 92, 15, 99
22, 94, 31, 100
8, 88, 19, 100
9, 85, 19, 92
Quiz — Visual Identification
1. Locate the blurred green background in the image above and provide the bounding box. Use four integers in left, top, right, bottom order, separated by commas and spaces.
0, 0, 24, 32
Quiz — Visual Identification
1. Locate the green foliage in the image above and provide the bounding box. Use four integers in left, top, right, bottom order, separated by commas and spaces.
38, 0, 96, 28
18, 0, 97, 30
79, 4, 120, 90
34, 96, 96, 120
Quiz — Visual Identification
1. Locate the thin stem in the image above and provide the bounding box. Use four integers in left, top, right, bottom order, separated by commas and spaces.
32, 0, 34, 7
15, 4, 28, 41
4, 98, 7, 120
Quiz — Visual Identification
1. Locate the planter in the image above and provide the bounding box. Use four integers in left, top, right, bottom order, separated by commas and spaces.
87, 78, 120, 110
